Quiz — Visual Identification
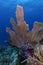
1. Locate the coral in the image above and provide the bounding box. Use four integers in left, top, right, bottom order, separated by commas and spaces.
6, 5, 43, 47
6, 5, 30, 47
6, 5, 43, 65
0, 46, 18, 65
31, 22, 43, 42
26, 43, 43, 65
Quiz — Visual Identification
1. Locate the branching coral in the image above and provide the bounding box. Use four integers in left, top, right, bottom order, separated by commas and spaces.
31, 22, 43, 42
6, 5, 43, 47
6, 5, 43, 65
6, 5, 30, 47
21, 43, 43, 65
26, 43, 43, 65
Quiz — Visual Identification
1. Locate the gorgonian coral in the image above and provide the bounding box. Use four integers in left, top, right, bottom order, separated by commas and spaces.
6, 5, 43, 65
6, 5, 43, 47
6, 5, 30, 47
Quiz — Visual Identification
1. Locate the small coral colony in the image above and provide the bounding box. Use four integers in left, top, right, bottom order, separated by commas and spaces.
6, 5, 43, 65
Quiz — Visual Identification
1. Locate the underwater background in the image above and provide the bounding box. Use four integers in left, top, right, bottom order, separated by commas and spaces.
0, 0, 43, 65
0, 0, 43, 46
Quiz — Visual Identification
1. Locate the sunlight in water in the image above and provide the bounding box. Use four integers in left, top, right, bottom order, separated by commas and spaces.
0, 0, 43, 7
18, 0, 29, 2
0, 0, 29, 7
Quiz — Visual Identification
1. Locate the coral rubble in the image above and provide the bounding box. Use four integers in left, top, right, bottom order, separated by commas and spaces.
6, 5, 43, 65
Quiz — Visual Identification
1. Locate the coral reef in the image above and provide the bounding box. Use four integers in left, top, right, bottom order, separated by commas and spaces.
22, 43, 43, 65
0, 46, 18, 65
6, 5, 43, 65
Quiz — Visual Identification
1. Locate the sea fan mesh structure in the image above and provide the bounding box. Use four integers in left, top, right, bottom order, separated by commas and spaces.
6, 5, 43, 65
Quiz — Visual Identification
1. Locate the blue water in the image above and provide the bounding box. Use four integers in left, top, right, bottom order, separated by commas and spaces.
0, 0, 43, 46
